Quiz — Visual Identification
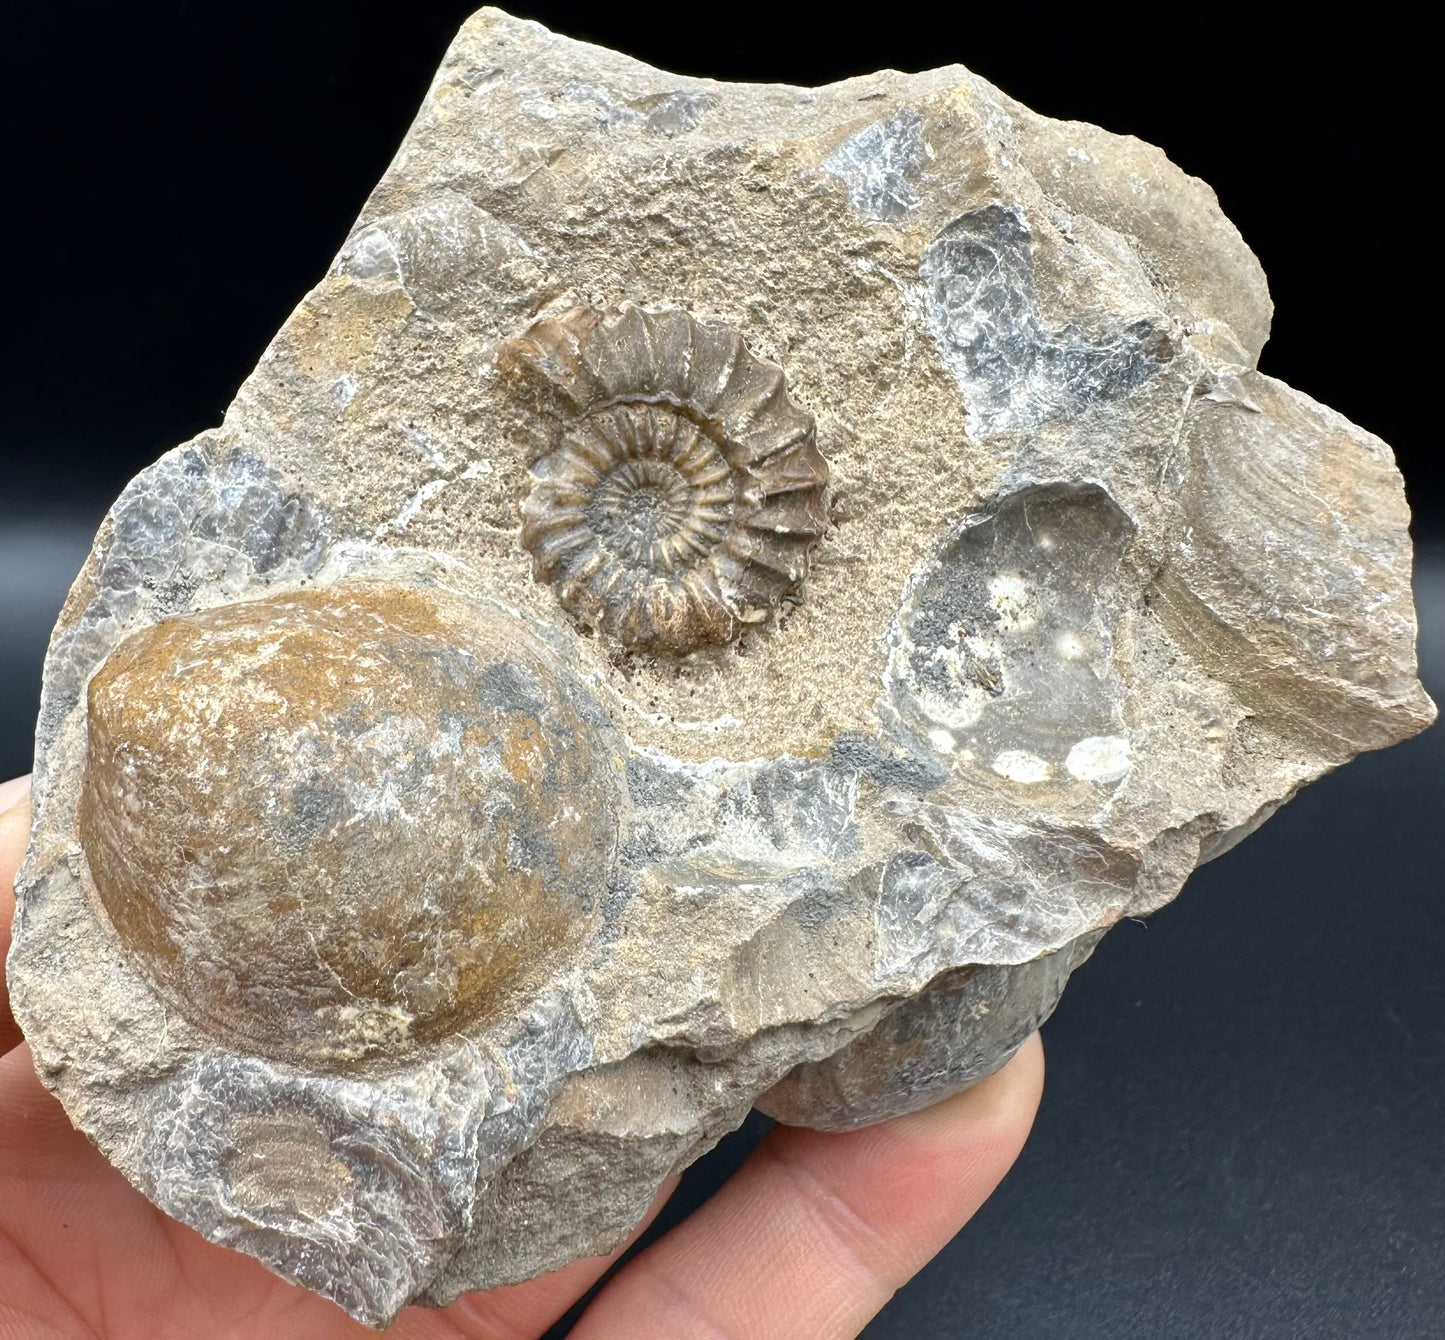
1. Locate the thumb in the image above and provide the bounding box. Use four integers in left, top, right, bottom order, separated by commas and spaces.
1, 774, 34, 1055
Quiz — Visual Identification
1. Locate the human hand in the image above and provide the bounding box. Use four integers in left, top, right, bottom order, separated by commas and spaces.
0, 773, 1043, 1338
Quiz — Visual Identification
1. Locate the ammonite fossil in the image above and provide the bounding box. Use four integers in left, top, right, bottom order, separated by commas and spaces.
502, 304, 829, 655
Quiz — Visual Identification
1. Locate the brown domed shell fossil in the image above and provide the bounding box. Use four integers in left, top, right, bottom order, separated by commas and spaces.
502, 304, 829, 655
77, 580, 623, 1067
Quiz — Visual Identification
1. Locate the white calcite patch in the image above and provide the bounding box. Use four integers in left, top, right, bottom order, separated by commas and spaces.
987, 571, 1034, 631
1065, 734, 1132, 784
991, 749, 1054, 784
332, 374, 359, 410
1055, 630, 1087, 660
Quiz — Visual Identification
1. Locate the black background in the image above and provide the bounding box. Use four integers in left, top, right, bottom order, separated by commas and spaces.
1, 4, 1440, 1337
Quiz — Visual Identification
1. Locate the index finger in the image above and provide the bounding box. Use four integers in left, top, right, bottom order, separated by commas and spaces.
570, 1032, 1046, 1340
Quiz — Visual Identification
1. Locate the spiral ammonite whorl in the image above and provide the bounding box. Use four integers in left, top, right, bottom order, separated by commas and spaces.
503, 304, 829, 655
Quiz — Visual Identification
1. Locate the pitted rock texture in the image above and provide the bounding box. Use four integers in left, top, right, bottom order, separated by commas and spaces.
7, 7, 1434, 1327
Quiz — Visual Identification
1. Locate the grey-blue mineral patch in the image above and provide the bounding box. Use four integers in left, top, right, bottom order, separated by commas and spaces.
105, 445, 328, 599
33, 445, 329, 797
920, 205, 1168, 436
822, 107, 930, 222
561, 77, 644, 130
829, 729, 946, 794
624, 753, 859, 878
871, 796, 1140, 970
552, 80, 717, 138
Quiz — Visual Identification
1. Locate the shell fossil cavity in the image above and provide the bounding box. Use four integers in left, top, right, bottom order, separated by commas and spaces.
503, 304, 830, 655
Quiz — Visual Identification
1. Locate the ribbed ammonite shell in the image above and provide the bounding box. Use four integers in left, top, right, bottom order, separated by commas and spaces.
502, 304, 829, 655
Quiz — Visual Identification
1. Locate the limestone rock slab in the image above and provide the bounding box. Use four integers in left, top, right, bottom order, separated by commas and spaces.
7, 7, 1434, 1327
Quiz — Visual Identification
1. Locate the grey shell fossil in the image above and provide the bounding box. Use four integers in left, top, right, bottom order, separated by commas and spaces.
502, 304, 829, 655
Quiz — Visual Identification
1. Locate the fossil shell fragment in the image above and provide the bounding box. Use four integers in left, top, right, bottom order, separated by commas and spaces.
504, 304, 829, 654
78, 579, 621, 1066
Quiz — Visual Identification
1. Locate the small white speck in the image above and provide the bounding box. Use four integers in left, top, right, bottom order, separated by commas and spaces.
991, 749, 1052, 784
1056, 632, 1086, 660
460, 459, 494, 479
1065, 735, 1131, 784
332, 375, 359, 410
988, 573, 1028, 603
928, 728, 954, 753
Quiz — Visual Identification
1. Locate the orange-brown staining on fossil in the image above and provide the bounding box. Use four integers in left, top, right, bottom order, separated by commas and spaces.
502, 304, 829, 655
78, 581, 621, 1068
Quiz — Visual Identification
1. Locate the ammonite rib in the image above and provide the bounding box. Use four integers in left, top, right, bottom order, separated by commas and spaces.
504, 304, 829, 655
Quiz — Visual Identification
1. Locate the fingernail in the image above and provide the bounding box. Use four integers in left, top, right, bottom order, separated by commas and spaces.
0, 775, 33, 817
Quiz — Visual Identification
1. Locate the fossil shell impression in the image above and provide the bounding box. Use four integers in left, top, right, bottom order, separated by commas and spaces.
504, 304, 829, 655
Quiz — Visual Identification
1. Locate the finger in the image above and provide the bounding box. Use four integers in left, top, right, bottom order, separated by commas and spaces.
0, 775, 31, 1056
0, 1039, 213, 1340
570, 1032, 1045, 1340
400, 1175, 680, 1340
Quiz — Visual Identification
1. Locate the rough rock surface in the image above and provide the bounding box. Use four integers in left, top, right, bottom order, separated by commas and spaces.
7, 8, 1434, 1327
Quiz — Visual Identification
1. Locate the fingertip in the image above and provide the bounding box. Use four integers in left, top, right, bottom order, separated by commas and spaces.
433, 1173, 680, 1338
571, 1035, 1049, 1340
2, 775, 33, 1054
891, 1030, 1045, 1143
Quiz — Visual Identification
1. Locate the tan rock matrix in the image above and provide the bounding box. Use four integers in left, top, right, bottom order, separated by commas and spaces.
7, 8, 1433, 1326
